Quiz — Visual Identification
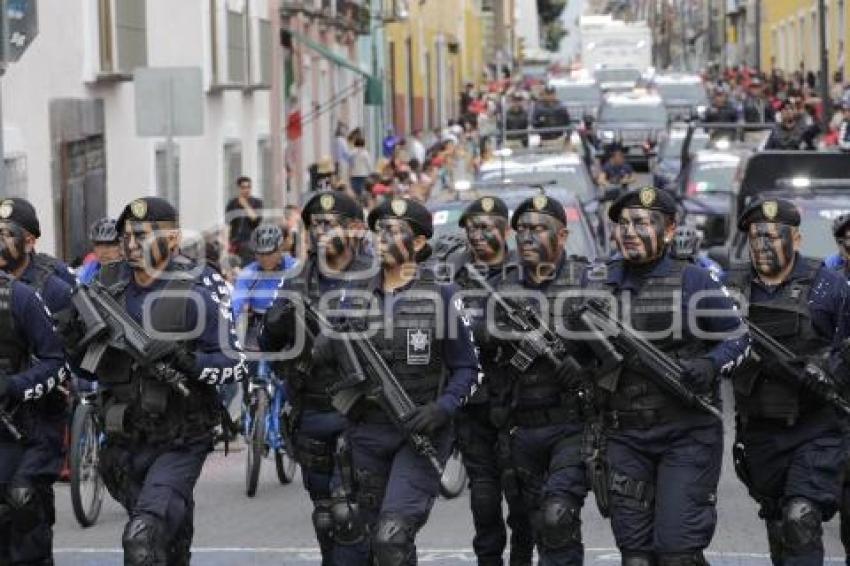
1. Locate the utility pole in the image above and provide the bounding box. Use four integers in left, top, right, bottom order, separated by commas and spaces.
754, 0, 761, 72
818, 0, 830, 130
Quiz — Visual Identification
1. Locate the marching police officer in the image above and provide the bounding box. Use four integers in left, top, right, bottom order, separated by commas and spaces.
261, 191, 372, 564
483, 194, 590, 566
824, 214, 850, 277
450, 196, 534, 566
0, 198, 77, 290
733, 198, 850, 566
0, 243, 67, 564
0, 198, 73, 313
586, 187, 747, 566
61, 197, 246, 565
334, 197, 478, 566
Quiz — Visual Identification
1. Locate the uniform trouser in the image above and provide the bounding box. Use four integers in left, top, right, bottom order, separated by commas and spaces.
838, 420, 850, 565
740, 413, 845, 566
0, 429, 62, 566
607, 419, 722, 560
294, 409, 347, 566
0, 415, 63, 566
510, 421, 587, 566
99, 435, 211, 565
456, 404, 534, 566
333, 421, 452, 566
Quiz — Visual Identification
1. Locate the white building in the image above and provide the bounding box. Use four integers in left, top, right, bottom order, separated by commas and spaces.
1, 0, 277, 263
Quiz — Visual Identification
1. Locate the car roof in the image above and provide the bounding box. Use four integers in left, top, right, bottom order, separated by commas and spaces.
602, 92, 664, 106
737, 151, 850, 210
652, 74, 703, 85
479, 152, 584, 171
549, 78, 598, 87
693, 150, 743, 164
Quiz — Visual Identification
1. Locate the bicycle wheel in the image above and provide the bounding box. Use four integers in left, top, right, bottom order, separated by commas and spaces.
70, 403, 104, 527
439, 446, 467, 499
274, 447, 298, 485
245, 389, 268, 497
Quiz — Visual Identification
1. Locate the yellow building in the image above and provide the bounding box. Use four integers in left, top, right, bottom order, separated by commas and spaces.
383, 0, 486, 134
760, 0, 850, 83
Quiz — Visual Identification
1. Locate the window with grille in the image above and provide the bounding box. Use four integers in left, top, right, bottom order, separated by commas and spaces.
228, 8, 248, 83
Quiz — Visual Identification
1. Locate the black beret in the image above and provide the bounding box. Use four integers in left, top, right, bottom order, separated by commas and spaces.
0, 198, 40, 237
458, 196, 509, 227
367, 197, 433, 238
608, 186, 677, 222
301, 191, 363, 226
116, 197, 178, 232
510, 194, 567, 229
737, 197, 801, 231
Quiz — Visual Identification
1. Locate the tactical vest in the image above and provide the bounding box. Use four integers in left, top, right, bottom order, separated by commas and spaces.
94, 263, 220, 445
733, 259, 829, 422
495, 258, 587, 413
0, 274, 27, 375
25, 253, 60, 296
596, 259, 709, 415
359, 267, 445, 408
284, 254, 374, 407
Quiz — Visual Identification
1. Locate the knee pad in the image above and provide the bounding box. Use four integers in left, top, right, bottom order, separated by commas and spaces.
355, 468, 387, 513
312, 500, 335, 540
7, 487, 42, 533
621, 550, 655, 566
783, 498, 823, 555
330, 498, 365, 545
373, 514, 416, 566
122, 515, 168, 566
657, 552, 708, 566
539, 495, 581, 550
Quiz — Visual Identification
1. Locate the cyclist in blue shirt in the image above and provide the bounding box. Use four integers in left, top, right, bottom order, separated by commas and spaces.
671, 225, 726, 282
231, 224, 296, 332
78, 218, 122, 285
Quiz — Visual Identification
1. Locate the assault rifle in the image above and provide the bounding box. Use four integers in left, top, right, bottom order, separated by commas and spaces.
743, 319, 850, 417
575, 299, 723, 421
71, 283, 190, 397
299, 300, 444, 476
464, 266, 582, 377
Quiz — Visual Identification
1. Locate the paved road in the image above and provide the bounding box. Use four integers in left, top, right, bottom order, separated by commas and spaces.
53, 382, 847, 565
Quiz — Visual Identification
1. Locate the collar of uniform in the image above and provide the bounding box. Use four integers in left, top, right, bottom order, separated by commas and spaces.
615, 255, 673, 291
520, 254, 566, 289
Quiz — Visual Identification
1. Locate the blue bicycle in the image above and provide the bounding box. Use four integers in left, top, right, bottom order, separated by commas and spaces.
243, 360, 298, 497
69, 388, 105, 527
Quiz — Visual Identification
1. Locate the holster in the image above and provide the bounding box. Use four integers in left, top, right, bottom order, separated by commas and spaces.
103, 401, 130, 436
583, 422, 611, 518
733, 354, 761, 397
496, 428, 520, 499
335, 435, 357, 499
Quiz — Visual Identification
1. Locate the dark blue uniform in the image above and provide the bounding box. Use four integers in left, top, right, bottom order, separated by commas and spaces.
19, 255, 74, 315
734, 257, 850, 566
86, 261, 246, 565
0, 272, 67, 565
453, 256, 534, 566
260, 253, 370, 566
590, 256, 747, 565
334, 276, 478, 566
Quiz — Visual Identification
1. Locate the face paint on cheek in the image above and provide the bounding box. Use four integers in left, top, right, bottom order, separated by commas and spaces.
482, 229, 502, 252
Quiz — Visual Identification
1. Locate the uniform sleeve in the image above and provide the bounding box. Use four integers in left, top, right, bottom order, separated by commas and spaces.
436, 284, 480, 416
7, 284, 67, 402
54, 260, 79, 288
189, 284, 248, 386
683, 267, 750, 377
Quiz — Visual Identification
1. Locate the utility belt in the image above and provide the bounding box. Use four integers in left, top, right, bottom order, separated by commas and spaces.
737, 404, 838, 430
604, 405, 696, 430
513, 405, 582, 428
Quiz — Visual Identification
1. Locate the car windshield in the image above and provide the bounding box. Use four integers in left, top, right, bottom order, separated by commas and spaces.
598, 103, 667, 124
798, 208, 840, 260
430, 203, 594, 258
686, 162, 739, 194
661, 135, 709, 158
656, 82, 708, 103
555, 85, 601, 104
477, 165, 594, 199
595, 69, 641, 83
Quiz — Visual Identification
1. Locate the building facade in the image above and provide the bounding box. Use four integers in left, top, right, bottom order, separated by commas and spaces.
759, 0, 849, 82
2, 0, 275, 262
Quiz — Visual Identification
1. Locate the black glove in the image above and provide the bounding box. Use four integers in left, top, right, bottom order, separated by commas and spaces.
680, 358, 716, 393
803, 361, 837, 393
167, 349, 197, 376
405, 402, 450, 435
262, 302, 298, 349
53, 307, 87, 352
554, 356, 583, 387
